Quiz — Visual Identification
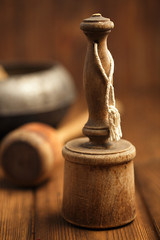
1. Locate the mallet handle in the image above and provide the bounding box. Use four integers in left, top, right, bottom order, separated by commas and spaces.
57, 110, 88, 144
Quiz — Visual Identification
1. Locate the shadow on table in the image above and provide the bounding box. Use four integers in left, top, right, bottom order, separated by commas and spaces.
0, 169, 49, 191
38, 211, 133, 235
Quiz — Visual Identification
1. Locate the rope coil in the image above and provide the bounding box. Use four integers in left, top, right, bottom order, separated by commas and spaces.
94, 42, 122, 141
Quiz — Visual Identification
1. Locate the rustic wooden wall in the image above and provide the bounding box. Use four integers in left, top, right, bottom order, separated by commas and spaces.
0, 0, 159, 92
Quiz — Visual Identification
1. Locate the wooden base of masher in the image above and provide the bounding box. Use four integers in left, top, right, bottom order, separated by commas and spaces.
62, 137, 136, 229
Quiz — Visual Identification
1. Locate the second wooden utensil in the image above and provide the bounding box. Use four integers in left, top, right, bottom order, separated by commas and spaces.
0, 110, 87, 186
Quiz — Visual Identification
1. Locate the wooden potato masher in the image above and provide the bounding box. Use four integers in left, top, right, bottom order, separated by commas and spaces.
62, 13, 136, 229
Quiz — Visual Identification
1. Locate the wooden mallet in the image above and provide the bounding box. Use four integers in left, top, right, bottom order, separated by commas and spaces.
0, 110, 87, 186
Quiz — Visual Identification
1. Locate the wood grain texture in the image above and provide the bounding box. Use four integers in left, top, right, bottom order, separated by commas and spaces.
0, 169, 33, 240
136, 160, 160, 239
121, 90, 160, 240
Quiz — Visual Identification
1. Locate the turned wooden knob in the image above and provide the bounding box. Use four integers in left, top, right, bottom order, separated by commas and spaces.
80, 13, 114, 144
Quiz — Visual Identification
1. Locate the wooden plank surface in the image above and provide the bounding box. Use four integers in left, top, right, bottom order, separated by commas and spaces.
122, 90, 160, 240
0, 169, 33, 240
136, 160, 160, 239
0, 91, 160, 239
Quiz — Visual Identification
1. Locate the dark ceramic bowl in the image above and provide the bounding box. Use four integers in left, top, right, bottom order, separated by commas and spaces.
0, 63, 76, 138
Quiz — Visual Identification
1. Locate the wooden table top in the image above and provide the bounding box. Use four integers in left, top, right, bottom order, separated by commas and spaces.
0, 90, 159, 240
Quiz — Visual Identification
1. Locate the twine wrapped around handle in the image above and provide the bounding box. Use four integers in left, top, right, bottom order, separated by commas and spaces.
94, 42, 122, 141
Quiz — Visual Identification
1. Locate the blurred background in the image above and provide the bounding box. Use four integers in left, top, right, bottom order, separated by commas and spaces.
0, 0, 159, 94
